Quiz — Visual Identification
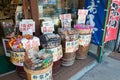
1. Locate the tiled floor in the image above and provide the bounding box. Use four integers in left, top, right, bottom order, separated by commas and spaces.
0, 56, 94, 80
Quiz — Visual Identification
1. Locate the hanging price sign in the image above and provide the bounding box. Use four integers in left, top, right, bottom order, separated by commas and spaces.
77, 9, 88, 24
41, 21, 54, 34
60, 14, 72, 28
19, 19, 35, 35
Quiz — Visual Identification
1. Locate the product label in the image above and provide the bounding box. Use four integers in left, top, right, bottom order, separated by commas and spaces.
19, 19, 35, 35
65, 39, 79, 53
10, 51, 25, 66
48, 45, 62, 62
41, 21, 54, 34
77, 9, 88, 24
31, 68, 52, 80
79, 34, 91, 46
60, 14, 72, 28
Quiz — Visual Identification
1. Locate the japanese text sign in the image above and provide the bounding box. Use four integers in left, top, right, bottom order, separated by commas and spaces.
41, 21, 54, 34
19, 19, 35, 35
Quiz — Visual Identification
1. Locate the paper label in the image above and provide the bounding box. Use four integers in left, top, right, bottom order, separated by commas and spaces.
41, 21, 54, 34
10, 51, 25, 66
60, 14, 72, 28
65, 39, 79, 53
79, 34, 91, 46
31, 68, 52, 80
48, 45, 63, 62
19, 19, 35, 35
77, 9, 88, 24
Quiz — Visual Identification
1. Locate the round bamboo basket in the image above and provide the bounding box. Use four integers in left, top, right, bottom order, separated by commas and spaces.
24, 63, 53, 80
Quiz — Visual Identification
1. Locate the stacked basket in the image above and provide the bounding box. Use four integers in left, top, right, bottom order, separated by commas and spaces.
74, 24, 93, 59
58, 28, 79, 66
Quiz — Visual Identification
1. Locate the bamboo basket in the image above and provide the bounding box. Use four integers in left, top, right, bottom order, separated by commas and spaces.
24, 63, 53, 80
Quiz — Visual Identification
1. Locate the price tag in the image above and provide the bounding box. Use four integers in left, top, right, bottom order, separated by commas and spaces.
65, 39, 79, 53
19, 19, 35, 35
10, 51, 25, 66
79, 34, 91, 46
77, 9, 88, 24
41, 21, 54, 34
48, 45, 63, 62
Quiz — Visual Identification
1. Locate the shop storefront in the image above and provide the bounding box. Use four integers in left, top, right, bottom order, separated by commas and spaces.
0, 0, 120, 80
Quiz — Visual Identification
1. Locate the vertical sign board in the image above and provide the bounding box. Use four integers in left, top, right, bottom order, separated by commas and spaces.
84, 0, 107, 45
104, 0, 120, 43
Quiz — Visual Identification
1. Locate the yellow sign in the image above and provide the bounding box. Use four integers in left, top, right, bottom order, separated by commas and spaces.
10, 51, 25, 66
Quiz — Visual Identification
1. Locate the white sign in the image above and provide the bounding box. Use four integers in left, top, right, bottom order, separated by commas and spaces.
19, 19, 35, 35
60, 14, 72, 28
41, 21, 54, 34
79, 34, 91, 46
77, 9, 88, 24
65, 39, 79, 53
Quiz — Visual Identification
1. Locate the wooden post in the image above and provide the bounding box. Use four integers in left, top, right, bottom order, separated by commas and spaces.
29, 0, 40, 36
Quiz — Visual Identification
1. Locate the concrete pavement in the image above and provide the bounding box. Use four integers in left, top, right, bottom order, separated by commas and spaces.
78, 56, 120, 80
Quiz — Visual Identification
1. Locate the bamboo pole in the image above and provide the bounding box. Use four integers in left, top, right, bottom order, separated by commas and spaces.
98, 0, 111, 63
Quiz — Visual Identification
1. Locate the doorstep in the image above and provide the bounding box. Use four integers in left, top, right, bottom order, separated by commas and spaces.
0, 56, 97, 80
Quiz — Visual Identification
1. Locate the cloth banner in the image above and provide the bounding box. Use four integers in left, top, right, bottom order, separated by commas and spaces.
104, 0, 120, 43
84, 0, 107, 45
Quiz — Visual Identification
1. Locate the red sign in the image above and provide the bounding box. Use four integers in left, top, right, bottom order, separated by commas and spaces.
104, 0, 120, 43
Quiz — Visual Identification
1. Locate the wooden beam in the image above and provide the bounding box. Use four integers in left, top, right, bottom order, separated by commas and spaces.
29, 0, 40, 36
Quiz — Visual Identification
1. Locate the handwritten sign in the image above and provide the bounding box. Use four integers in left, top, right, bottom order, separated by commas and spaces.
48, 45, 62, 62
79, 34, 91, 46
10, 51, 25, 66
41, 21, 54, 34
19, 19, 35, 35
77, 9, 88, 24
31, 68, 52, 80
65, 39, 79, 53
60, 14, 72, 28
21, 37, 40, 51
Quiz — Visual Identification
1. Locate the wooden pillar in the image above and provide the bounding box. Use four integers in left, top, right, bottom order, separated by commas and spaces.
22, 0, 29, 19
78, 0, 85, 9
29, 0, 40, 36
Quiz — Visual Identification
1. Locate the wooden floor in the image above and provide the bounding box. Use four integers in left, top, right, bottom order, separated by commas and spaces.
0, 56, 94, 80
